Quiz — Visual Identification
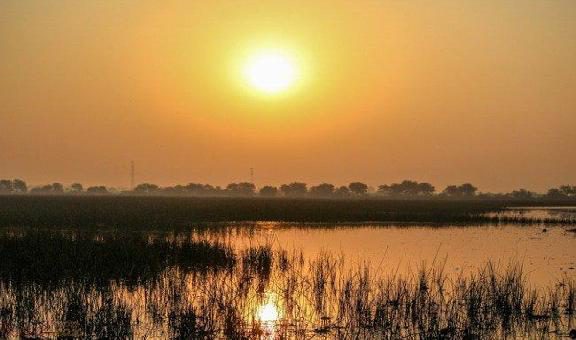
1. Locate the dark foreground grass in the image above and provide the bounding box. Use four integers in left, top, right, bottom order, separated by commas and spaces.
0, 230, 235, 284
1, 195, 575, 228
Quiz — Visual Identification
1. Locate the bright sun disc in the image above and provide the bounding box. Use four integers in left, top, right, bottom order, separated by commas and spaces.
244, 52, 297, 94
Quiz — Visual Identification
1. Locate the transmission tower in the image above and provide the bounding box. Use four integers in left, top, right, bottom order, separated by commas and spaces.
130, 161, 135, 190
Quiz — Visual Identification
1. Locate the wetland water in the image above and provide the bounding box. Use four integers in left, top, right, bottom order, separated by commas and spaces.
235, 222, 576, 287
0, 207, 575, 338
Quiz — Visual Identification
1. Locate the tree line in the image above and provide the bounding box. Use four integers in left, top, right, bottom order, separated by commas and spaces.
1, 178, 575, 200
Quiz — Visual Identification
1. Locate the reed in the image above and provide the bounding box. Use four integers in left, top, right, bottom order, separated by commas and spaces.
0, 230, 236, 285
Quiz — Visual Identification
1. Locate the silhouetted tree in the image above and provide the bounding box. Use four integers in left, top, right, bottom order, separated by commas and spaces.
30, 185, 50, 193
459, 183, 477, 196
442, 183, 478, 197
334, 186, 351, 198
378, 180, 435, 197
509, 189, 535, 200
226, 182, 256, 196
173, 184, 186, 193
559, 185, 576, 197
398, 180, 423, 195
259, 186, 278, 197
477, 192, 506, 200
70, 183, 84, 193
185, 183, 217, 196
52, 183, 64, 193
546, 188, 567, 199
29, 183, 64, 194
134, 183, 160, 193
86, 186, 109, 194
8, 178, 571, 201
163, 185, 186, 194
348, 182, 368, 196
12, 179, 27, 193
309, 183, 335, 197
377, 185, 391, 196
417, 183, 435, 196
442, 185, 459, 196
0, 180, 14, 193
280, 182, 308, 197
0, 179, 27, 193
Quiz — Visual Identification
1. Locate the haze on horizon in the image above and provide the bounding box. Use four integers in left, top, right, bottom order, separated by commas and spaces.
1, 0, 575, 192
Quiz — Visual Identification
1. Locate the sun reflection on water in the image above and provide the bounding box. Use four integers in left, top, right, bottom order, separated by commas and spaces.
256, 293, 281, 337
258, 300, 279, 322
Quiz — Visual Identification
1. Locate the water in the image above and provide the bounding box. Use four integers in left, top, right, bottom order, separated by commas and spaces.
487, 206, 576, 220
0, 208, 575, 338
233, 222, 576, 287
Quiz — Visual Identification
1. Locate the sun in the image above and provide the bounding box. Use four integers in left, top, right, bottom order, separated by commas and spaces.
243, 50, 298, 94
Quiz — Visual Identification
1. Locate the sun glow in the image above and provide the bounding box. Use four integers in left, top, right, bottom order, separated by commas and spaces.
256, 294, 281, 339
243, 50, 298, 94
257, 300, 279, 322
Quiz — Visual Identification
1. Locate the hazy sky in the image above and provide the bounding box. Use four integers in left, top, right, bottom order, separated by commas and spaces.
1, 0, 575, 192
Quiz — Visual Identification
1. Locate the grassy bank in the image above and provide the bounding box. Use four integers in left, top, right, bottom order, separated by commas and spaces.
1, 195, 575, 228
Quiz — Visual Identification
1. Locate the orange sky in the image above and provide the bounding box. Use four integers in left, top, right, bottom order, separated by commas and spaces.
1, 0, 575, 192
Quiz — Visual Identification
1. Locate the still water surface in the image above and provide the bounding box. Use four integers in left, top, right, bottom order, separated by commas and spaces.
232, 222, 576, 287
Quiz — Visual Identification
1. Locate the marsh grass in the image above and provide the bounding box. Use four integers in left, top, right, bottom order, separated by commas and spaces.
0, 230, 235, 285
1, 196, 575, 228
0, 230, 574, 339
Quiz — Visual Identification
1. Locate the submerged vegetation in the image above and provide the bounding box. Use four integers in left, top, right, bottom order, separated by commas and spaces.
0, 229, 574, 338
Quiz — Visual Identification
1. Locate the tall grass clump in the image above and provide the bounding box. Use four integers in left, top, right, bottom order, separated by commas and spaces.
0, 230, 236, 285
